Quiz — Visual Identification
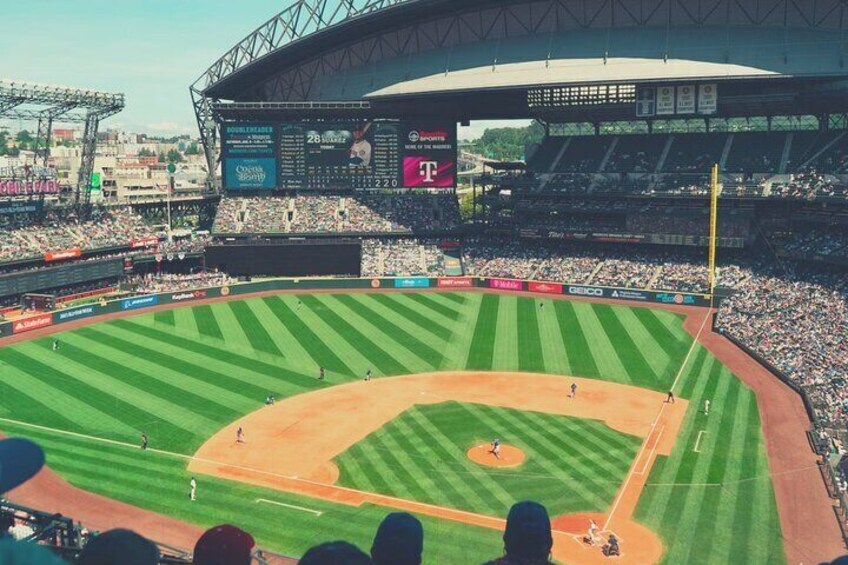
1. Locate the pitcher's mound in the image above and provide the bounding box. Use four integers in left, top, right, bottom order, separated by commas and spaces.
466, 444, 526, 468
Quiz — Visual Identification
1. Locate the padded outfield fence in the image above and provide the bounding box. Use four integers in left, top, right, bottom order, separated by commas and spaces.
0, 276, 712, 338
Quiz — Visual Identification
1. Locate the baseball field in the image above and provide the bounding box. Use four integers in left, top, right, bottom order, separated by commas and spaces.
0, 290, 784, 563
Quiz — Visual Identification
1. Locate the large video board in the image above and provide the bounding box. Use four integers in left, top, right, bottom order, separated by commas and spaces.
221, 124, 278, 190
222, 120, 456, 191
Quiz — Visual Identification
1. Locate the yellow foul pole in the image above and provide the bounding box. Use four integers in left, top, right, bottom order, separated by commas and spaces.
708, 164, 719, 294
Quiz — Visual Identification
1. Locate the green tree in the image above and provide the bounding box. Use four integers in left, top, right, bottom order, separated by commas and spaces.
138, 147, 155, 157
458, 191, 480, 222
166, 148, 184, 163
158, 151, 167, 163
184, 142, 201, 155
471, 121, 545, 161
15, 129, 33, 150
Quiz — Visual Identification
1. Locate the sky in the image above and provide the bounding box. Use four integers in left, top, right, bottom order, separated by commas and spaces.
0, 0, 526, 140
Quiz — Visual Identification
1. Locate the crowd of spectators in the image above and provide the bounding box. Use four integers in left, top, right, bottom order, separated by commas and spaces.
126, 272, 236, 294
213, 195, 460, 235
0, 206, 157, 263
361, 239, 445, 277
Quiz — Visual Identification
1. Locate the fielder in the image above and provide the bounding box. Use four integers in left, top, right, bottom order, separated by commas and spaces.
704, 399, 710, 415
189, 477, 197, 501
236, 426, 245, 443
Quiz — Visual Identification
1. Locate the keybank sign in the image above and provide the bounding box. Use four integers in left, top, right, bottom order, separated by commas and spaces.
225, 158, 276, 190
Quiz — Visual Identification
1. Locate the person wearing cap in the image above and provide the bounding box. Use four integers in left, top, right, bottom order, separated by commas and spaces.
193, 524, 255, 565
77, 528, 160, 565
371, 512, 423, 565
299, 541, 371, 565
483, 501, 554, 565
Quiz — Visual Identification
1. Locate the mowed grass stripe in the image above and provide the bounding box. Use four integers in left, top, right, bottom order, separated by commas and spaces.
406, 293, 463, 321
74, 326, 270, 410
0, 362, 135, 436
464, 404, 609, 511
301, 295, 408, 375
592, 304, 656, 387
553, 301, 599, 378
192, 305, 223, 340
492, 296, 519, 371
262, 296, 354, 376
536, 299, 572, 376
437, 292, 468, 305
406, 407, 508, 513
332, 294, 443, 367
684, 378, 749, 564
347, 294, 450, 352
0, 377, 78, 430
367, 294, 454, 341
632, 308, 691, 359
571, 302, 630, 385
611, 306, 672, 375
466, 294, 499, 370
30, 336, 224, 435
154, 310, 175, 326
1, 346, 193, 440
111, 319, 317, 389
228, 301, 283, 357
516, 298, 545, 372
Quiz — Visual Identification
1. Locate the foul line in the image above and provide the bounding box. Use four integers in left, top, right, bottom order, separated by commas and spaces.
602, 308, 713, 531
634, 426, 664, 476
255, 498, 322, 517
694, 430, 706, 453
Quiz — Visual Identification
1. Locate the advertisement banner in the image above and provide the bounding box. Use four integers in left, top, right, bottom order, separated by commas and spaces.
565, 285, 606, 298
169, 290, 208, 303
55, 305, 96, 322
130, 237, 160, 249
609, 289, 650, 301
12, 313, 53, 334
224, 158, 277, 190
676, 85, 696, 114
44, 248, 82, 262
698, 84, 718, 114
121, 295, 159, 311
402, 123, 457, 189
393, 277, 430, 288
528, 282, 563, 294
488, 279, 524, 291
437, 277, 474, 288
654, 292, 698, 305
656, 86, 675, 115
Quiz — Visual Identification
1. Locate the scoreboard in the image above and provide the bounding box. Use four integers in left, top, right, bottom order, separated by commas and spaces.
222, 120, 457, 191
0, 259, 124, 298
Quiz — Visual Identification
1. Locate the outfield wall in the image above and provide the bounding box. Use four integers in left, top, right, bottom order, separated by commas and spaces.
0, 277, 712, 338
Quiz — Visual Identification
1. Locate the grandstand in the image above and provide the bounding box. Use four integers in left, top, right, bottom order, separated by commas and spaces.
2, 0, 848, 563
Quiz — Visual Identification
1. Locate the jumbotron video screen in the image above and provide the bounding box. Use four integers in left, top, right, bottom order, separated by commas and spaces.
222, 121, 456, 191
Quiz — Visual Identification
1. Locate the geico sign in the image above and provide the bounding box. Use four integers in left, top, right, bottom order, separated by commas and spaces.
568, 286, 603, 297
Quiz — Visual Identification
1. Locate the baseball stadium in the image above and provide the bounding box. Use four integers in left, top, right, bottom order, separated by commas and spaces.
1, 0, 847, 564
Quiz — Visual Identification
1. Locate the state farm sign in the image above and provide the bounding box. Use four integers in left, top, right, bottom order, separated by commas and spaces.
13, 313, 53, 334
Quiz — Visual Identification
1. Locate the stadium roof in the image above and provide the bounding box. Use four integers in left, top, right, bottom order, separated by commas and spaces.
197, 0, 848, 103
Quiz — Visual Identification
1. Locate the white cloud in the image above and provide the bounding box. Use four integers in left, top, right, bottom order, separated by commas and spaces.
145, 121, 194, 135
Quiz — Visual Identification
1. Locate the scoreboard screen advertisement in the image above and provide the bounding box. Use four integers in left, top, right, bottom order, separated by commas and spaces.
221, 125, 278, 190
223, 120, 456, 191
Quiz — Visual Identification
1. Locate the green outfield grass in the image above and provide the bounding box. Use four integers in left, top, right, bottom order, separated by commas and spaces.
335, 401, 641, 517
0, 291, 784, 563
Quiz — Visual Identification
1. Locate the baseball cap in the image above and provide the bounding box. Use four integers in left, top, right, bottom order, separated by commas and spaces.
503, 501, 553, 560
0, 438, 45, 493
371, 512, 424, 565
78, 529, 160, 565
193, 524, 255, 565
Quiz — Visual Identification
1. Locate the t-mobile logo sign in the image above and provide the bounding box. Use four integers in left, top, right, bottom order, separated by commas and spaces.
418, 160, 439, 183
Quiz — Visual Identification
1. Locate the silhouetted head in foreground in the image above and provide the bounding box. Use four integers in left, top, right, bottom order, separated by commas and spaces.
77, 528, 160, 565
371, 512, 423, 565
484, 501, 554, 565
299, 540, 372, 565
193, 524, 255, 565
